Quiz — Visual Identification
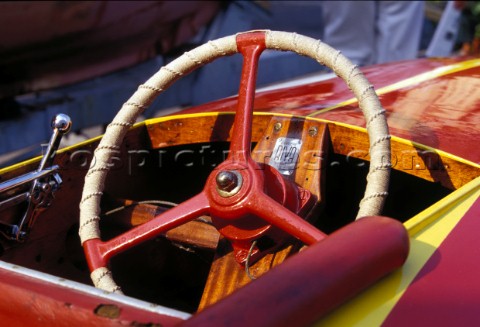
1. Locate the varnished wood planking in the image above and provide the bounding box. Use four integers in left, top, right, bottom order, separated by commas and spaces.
102, 199, 220, 250
327, 124, 480, 190
147, 114, 272, 149
146, 114, 479, 190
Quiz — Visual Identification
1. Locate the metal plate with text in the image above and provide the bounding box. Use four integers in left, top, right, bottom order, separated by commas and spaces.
269, 137, 302, 175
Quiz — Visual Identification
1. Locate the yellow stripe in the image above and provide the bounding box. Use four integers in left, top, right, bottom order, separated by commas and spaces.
4, 111, 478, 176
391, 135, 480, 170
0, 121, 145, 175
300, 116, 480, 169
315, 176, 480, 326
307, 58, 480, 117
0, 112, 286, 175
144, 111, 295, 126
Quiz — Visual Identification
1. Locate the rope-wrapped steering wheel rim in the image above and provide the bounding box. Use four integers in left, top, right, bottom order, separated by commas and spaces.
79, 30, 391, 293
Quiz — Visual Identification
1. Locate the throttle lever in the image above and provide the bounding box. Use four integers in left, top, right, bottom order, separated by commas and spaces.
38, 114, 72, 171
0, 114, 71, 241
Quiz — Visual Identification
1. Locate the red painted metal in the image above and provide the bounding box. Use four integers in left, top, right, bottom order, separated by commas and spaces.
181, 216, 409, 327
0, 268, 183, 327
84, 31, 325, 271
83, 192, 211, 271
383, 196, 480, 326
228, 32, 266, 163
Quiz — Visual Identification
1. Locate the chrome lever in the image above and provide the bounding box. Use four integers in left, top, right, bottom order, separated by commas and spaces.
0, 114, 71, 241
37, 113, 72, 171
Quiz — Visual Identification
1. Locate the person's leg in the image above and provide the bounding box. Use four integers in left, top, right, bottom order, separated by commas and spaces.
320, 1, 376, 66
375, 1, 424, 63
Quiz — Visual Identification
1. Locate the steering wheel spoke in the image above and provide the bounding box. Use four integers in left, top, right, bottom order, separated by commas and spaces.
84, 192, 210, 271
249, 192, 326, 245
227, 32, 265, 161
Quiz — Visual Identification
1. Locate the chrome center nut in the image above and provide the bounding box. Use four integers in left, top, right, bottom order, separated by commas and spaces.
216, 170, 243, 197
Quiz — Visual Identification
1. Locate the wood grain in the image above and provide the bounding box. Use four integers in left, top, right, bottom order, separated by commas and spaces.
327, 124, 479, 190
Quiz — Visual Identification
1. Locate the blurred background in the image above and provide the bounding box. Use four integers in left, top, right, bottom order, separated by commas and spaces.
0, 1, 476, 167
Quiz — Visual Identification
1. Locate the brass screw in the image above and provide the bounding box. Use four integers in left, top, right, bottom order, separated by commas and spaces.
273, 122, 282, 132
308, 126, 318, 137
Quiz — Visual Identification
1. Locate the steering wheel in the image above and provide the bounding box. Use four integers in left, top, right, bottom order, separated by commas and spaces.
79, 31, 391, 293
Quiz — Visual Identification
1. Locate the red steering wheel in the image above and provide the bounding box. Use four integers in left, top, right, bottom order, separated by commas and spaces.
79, 31, 391, 292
